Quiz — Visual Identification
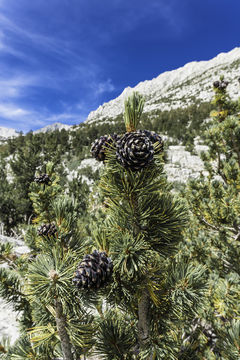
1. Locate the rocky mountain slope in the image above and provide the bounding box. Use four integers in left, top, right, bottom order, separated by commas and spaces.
86, 47, 240, 124
0, 127, 19, 141
33, 122, 72, 134
0, 122, 72, 141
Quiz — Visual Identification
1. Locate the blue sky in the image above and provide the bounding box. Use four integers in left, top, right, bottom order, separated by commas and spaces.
0, 0, 239, 132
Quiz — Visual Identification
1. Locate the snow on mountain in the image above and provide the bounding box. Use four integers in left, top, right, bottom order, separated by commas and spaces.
86, 47, 240, 124
0, 126, 19, 140
33, 122, 72, 134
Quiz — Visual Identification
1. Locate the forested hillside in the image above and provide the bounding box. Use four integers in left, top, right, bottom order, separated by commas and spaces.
1, 47, 240, 235
0, 100, 213, 235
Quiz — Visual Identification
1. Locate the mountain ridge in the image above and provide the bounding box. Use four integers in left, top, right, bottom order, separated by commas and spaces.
0, 122, 72, 140
0, 127, 19, 140
33, 122, 72, 134
86, 47, 240, 124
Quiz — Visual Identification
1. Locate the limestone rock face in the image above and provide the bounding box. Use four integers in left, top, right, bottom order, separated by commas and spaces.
165, 145, 208, 183
0, 127, 18, 142
0, 298, 19, 344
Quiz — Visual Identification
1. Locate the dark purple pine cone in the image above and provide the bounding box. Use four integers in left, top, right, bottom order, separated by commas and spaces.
73, 250, 113, 289
91, 134, 120, 162
37, 223, 57, 237
142, 130, 164, 154
34, 173, 51, 185
219, 80, 229, 90
213, 80, 229, 90
116, 131, 154, 171
213, 81, 220, 88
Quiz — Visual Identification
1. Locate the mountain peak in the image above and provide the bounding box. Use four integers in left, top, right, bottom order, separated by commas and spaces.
33, 122, 72, 134
0, 126, 19, 140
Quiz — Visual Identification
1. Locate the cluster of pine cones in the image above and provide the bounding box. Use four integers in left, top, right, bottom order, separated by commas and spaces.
73, 250, 113, 289
34, 173, 51, 185
91, 133, 120, 162
213, 80, 229, 90
37, 223, 57, 237
91, 130, 163, 171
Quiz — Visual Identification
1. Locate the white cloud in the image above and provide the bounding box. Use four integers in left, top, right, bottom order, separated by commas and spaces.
0, 75, 37, 99
0, 4, 116, 131
0, 103, 48, 131
0, 29, 27, 58
0, 103, 30, 118
94, 79, 115, 95
0, 13, 90, 65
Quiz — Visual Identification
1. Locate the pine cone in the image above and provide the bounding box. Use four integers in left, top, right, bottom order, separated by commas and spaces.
34, 173, 51, 185
213, 81, 220, 88
116, 131, 154, 171
91, 134, 120, 162
143, 130, 164, 154
73, 250, 113, 289
219, 80, 229, 90
202, 324, 217, 350
37, 223, 57, 237
214, 80, 229, 90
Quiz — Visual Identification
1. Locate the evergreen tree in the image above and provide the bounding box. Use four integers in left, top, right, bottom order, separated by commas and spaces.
0, 94, 207, 360
0, 162, 94, 360
183, 77, 240, 359
0, 159, 18, 234
83, 92, 206, 359
9, 134, 42, 225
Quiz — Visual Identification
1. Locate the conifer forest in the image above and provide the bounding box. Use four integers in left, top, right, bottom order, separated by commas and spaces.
0, 78, 240, 359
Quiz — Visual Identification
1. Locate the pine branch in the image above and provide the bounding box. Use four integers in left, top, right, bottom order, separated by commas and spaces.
124, 92, 145, 132
199, 217, 220, 231
0, 242, 17, 268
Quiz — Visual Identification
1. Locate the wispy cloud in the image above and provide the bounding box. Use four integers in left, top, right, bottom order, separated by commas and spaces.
0, 13, 85, 65
0, 105, 78, 132
0, 75, 37, 99
94, 79, 115, 95
0, 103, 41, 132
0, 4, 117, 131
0, 0, 188, 132
0, 103, 30, 118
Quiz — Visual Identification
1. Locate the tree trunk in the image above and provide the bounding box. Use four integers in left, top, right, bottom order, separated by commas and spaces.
55, 298, 73, 360
131, 192, 152, 358
137, 289, 150, 348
